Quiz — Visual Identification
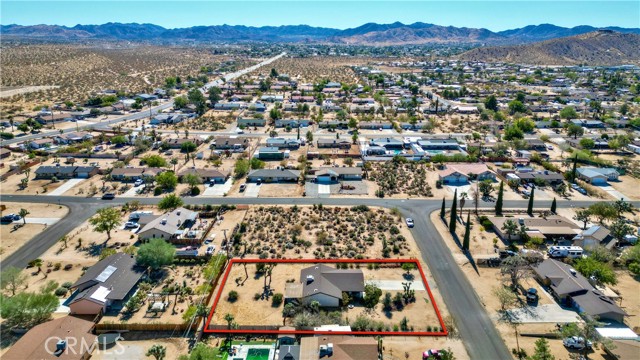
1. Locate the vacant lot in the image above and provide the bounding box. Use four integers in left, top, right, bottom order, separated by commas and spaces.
234, 205, 419, 259
368, 161, 434, 198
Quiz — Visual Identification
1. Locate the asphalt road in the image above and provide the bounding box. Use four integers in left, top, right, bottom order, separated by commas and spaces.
2, 194, 631, 359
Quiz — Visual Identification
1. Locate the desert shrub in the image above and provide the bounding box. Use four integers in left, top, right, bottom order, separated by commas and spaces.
272, 293, 283, 307
227, 290, 238, 302
54, 287, 68, 296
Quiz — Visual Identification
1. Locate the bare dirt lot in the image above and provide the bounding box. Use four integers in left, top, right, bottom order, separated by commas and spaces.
368, 161, 434, 198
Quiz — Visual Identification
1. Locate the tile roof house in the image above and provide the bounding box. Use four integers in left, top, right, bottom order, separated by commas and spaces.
533, 259, 626, 323
285, 264, 365, 308
299, 336, 378, 360
438, 163, 496, 184
2, 316, 97, 360
576, 167, 619, 184
138, 207, 198, 241
69, 253, 143, 315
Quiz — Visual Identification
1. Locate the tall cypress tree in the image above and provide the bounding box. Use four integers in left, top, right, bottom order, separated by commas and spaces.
495, 181, 504, 216
462, 211, 471, 251
440, 197, 446, 218
571, 155, 578, 183
449, 189, 458, 233
550, 198, 557, 214
527, 187, 535, 216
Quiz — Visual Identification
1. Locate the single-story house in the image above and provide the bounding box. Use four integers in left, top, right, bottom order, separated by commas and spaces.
247, 168, 300, 182
438, 163, 496, 184
370, 138, 404, 150
308, 167, 363, 183
317, 139, 351, 149
533, 259, 626, 323
29, 138, 55, 149
212, 136, 249, 151
214, 102, 244, 111
285, 264, 364, 308
266, 138, 300, 149
69, 253, 144, 315
261, 94, 284, 102
138, 207, 198, 241
576, 167, 619, 184
418, 139, 460, 150
572, 226, 614, 249
489, 215, 580, 241
54, 131, 94, 144
318, 120, 348, 129
34, 165, 99, 179
0, 148, 11, 159
178, 168, 229, 183
516, 170, 564, 185
299, 336, 378, 360
150, 113, 188, 125
237, 117, 267, 127
110, 167, 163, 181
290, 96, 315, 103
257, 147, 286, 161
2, 315, 97, 360
359, 121, 393, 130
571, 119, 605, 128
163, 138, 202, 149
274, 119, 310, 128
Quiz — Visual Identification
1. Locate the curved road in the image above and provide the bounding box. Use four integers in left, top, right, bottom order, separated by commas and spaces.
2, 194, 629, 360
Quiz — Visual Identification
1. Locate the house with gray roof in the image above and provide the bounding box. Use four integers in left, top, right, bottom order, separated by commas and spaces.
308, 167, 363, 183
285, 264, 364, 308
34, 165, 99, 179
266, 137, 300, 149
572, 226, 613, 249
533, 259, 626, 323
138, 207, 198, 242
576, 167, 619, 184
369, 137, 404, 150
69, 253, 143, 315
247, 169, 300, 183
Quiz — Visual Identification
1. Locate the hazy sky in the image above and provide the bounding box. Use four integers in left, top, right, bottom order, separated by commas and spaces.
2, 1, 639, 31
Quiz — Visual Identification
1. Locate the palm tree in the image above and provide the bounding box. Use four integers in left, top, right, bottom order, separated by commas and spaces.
501, 220, 518, 242
224, 313, 235, 330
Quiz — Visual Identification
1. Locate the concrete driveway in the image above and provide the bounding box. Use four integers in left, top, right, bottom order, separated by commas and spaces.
47, 178, 85, 196
596, 185, 626, 200
92, 343, 144, 360
23, 217, 61, 225
243, 183, 260, 198
506, 303, 582, 323
366, 279, 426, 291
202, 179, 233, 196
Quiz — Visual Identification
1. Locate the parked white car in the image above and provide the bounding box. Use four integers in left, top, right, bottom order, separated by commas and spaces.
563, 336, 592, 350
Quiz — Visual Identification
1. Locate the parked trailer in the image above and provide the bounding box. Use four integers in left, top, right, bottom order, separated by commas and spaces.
548, 246, 583, 259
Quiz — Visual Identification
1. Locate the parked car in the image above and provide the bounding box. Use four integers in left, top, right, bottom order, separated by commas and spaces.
499, 250, 517, 259
1, 214, 21, 223
405, 218, 415, 228
256, 179, 262, 185
101, 193, 116, 200
526, 288, 539, 304
124, 221, 139, 229
239, 184, 247, 192
563, 336, 592, 350
134, 179, 144, 186
422, 349, 442, 359
206, 246, 216, 255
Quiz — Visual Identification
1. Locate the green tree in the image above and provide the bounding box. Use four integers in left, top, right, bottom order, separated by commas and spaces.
502, 219, 518, 242
560, 316, 610, 359
89, 207, 122, 240
559, 106, 578, 120
462, 212, 471, 251
440, 197, 446, 218
527, 187, 535, 216
234, 159, 250, 179
550, 198, 556, 214
529, 338, 554, 360
495, 181, 504, 215
0, 291, 59, 328
158, 193, 184, 210
449, 189, 457, 233
613, 199, 634, 217
573, 209, 592, 230
182, 173, 202, 195
609, 218, 633, 242
173, 96, 188, 109
363, 284, 382, 309
573, 257, 617, 285
250, 158, 265, 170
156, 172, 178, 191
579, 138, 595, 149
187, 89, 207, 115
18, 208, 29, 225
306, 130, 313, 143
567, 123, 584, 139
180, 141, 198, 165
111, 135, 127, 145
484, 95, 498, 112
493, 286, 517, 311
508, 100, 527, 115
142, 154, 168, 167
208, 87, 222, 106
146, 344, 167, 360
0, 267, 27, 296
136, 238, 176, 271
588, 202, 617, 224
479, 180, 494, 198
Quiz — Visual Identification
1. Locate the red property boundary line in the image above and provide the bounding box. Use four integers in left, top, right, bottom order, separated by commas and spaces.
204, 258, 447, 336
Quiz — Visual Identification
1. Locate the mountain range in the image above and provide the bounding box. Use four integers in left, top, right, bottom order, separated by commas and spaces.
460, 30, 640, 65
1, 22, 639, 45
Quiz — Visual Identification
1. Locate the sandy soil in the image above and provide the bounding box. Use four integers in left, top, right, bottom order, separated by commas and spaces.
0, 223, 47, 261
609, 175, 640, 200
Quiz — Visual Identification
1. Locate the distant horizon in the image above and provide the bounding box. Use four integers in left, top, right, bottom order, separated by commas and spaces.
2, 20, 639, 32
1, 1, 639, 31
